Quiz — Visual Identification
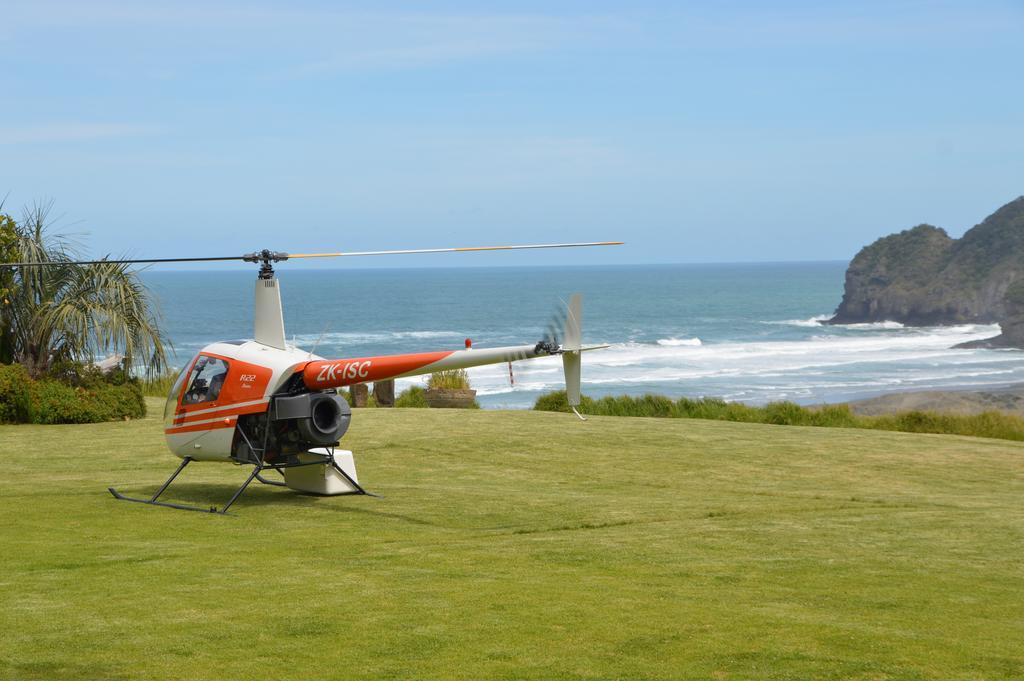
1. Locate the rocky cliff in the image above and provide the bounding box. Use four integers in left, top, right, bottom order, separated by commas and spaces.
829, 197, 1024, 342
957, 279, 1024, 348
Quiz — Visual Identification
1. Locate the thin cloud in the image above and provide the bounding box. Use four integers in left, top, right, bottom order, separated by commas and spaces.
6, 2, 622, 77
6, 2, 1018, 51
0, 123, 161, 145
283, 28, 565, 77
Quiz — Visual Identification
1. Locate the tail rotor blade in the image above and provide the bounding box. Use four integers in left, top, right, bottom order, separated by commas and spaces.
543, 305, 568, 346
563, 293, 582, 351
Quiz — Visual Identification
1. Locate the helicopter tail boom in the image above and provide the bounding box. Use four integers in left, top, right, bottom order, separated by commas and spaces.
302, 344, 545, 391
302, 293, 602, 407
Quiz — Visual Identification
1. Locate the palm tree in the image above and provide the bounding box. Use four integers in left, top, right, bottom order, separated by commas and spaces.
1, 201, 169, 378
0, 210, 18, 364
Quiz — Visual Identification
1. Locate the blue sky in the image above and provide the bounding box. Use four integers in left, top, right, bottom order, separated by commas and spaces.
2, 1, 1022, 268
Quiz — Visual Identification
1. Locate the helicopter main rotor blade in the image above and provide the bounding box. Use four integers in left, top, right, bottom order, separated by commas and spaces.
0, 241, 623, 268
0, 255, 248, 267
286, 241, 623, 259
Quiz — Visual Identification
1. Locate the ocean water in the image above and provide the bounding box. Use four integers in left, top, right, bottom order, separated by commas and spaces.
142, 263, 1024, 408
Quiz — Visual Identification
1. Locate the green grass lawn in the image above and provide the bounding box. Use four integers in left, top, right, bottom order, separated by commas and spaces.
1, 398, 1022, 680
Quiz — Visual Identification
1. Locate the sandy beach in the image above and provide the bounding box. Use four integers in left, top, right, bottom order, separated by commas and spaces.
838, 384, 1024, 416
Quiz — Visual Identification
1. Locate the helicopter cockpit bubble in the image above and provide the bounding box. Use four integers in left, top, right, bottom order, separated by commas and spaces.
163, 363, 191, 426
182, 356, 229, 405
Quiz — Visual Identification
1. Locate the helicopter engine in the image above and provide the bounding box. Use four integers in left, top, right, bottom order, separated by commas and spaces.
273, 391, 351, 446
230, 390, 351, 464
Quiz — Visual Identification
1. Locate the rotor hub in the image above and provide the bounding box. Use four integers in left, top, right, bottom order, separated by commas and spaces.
242, 249, 289, 279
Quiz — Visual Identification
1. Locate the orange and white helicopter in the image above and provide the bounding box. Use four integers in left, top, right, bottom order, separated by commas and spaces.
14, 242, 619, 513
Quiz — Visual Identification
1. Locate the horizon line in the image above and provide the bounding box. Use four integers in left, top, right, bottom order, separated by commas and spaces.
138, 258, 849, 274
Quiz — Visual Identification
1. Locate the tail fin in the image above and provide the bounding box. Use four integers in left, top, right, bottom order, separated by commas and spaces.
563, 351, 582, 409
561, 293, 585, 419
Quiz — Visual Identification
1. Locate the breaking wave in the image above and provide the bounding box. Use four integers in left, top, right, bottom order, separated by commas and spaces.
767, 315, 907, 330
291, 330, 463, 345
767, 315, 832, 327
656, 337, 702, 347
450, 322, 1019, 406
842, 320, 906, 330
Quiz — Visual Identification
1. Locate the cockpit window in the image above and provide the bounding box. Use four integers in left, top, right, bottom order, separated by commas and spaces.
182, 356, 230, 405
163, 365, 190, 422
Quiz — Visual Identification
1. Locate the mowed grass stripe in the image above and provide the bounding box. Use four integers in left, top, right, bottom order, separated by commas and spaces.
0, 398, 1021, 679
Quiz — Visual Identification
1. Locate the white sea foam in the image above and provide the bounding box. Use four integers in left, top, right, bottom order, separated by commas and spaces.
251, 320, 1018, 408
656, 337, 702, 347
842, 320, 906, 330
453, 322, 1019, 405
768, 315, 910, 330
291, 330, 463, 345
768, 315, 832, 327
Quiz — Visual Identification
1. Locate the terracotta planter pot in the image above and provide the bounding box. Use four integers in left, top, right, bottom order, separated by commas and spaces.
424, 388, 477, 409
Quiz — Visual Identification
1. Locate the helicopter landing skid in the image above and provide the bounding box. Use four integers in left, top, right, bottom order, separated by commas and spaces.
108, 457, 262, 514
254, 470, 288, 487
108, 453, 375, 515
330, 458, 381, 498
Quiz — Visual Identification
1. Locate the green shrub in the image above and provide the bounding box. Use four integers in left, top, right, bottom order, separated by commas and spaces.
0, 363, 33, 424
95, 380, 146, 421
428, 369, 471, 390
44, 360, 131, 389
811, 404, 859, 428
609, 394, 677, 418
395, 386, 429, 408
31, 379, 146, 424
873, 411, 954, 435
639, 394, 678, 417
674, 396, 760, 422
533, 390, 1024, 443
534, 389, 571, 413
141, 369, 181, 398
956, 410, 1024, 440
867, 409, 1024, 440
533, 390, 596, 414
762, 401, 809, 426
722, 402, 764, 423
31, 381, 92, 424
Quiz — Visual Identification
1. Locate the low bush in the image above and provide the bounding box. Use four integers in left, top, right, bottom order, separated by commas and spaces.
0, 361, 146, 424
141, 369, 182, 398
395, 386, 429, 408
811, 404, 860, 428
870, 409, 1024, 441
30, 379, 146, 424
428, 369, 471, 390
533, 390, 571, 413
762, 401, 810, 426
0, 363, 33, 424
534, 390, 1024, 443
45, 359, 128, 388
